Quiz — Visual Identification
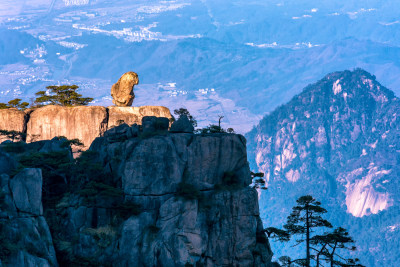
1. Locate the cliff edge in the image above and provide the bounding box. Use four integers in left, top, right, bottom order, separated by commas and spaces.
0, 117, 275, 267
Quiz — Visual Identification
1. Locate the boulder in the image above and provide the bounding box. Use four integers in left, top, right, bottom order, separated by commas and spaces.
170, 115, 194, 133
111, 72, 139, 107
26, 105, 108, 149
142, 116, 170, 133
107, 106, 172, 128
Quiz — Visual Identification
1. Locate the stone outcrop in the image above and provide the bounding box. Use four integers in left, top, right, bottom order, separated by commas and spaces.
52, 119, 274, 267
170, 115, 194, 133
107, 106, 172, 128
26, 105, 108, 148
111, 72, 139, 107
0, 105, 172, 148
0, 116, 275, 266
0, 108, 29, 142
0, 169, 58, 267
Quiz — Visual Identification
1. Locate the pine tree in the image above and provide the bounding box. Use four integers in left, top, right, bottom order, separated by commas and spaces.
0, 98, 29, 110
174, 108, 197, 127
311, 227, 365, 267
283, 195, 332, 267
34, 85, 93, 107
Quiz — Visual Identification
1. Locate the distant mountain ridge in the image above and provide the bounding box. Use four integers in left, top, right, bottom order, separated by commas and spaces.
247, 69, 400, 266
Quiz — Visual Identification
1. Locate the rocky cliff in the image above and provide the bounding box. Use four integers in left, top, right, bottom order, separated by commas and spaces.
0, 116, 275, 267
246, 69, 400, 266
0, 105, 172, 148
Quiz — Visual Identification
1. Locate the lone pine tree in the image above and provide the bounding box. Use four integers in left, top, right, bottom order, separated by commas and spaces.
267, 195, 364, 267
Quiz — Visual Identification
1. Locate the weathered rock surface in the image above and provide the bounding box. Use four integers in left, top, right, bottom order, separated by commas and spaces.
0, 105, 172, 149
0, 117, 275, 266
0, 169, 58, 267
111, 71, 139, 107
170, 115, 194, 133
26, 105, 108, 149
0, 108, 29, 142
107, 106, 172, 128
52, 125, 273, 266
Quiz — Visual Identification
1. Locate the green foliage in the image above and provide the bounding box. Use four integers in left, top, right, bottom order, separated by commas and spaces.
264, 227, 290, 242
251, 171, 267, 190
0, 98, 29, 110
175, 182, 201, 200
196, 124, 226, 134
139, 130, 168, 139
78, 181, 124, 199
57, 136, 84, 148
174, 108, 197, 127
34, 85, 93, 107
82, 226, 117, 248
0, 130, 26, 142
0, 141, 27, 152
267, 195, 364, 267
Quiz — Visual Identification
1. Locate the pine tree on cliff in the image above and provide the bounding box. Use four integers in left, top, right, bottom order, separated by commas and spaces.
34, 85, 93, 107
174, 108, 197, 127
284, 195, 332, 267
0, 98, 29, 110
268, 195, 364, 267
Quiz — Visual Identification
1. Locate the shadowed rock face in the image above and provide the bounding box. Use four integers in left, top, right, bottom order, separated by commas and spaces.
111, 71, 139, 107
0, 169, 58, 267
0, 118, 275, 267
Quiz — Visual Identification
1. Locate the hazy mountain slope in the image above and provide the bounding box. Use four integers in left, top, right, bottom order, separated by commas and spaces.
2, 0, 400, 132
246, 69, 400, 266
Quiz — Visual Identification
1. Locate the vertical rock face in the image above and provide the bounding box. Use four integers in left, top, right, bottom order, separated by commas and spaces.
0, 105, 172, 149
0, 169, 58, 267
111, 71, 139, 107
0, 118, 275, 266
26, 105, 108, 149
53, 126, 274, 266
0, 108, 28, 142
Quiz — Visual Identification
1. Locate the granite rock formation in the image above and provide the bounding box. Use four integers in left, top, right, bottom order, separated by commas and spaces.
111, 72, 139, 107
107, 106, 172, 128
170, 115, 195, 133
0, 116, 275, 267
0, 168, 58, 267
0, 108, 29, 142
0, 105, 172, 149
26, 105, 108, 148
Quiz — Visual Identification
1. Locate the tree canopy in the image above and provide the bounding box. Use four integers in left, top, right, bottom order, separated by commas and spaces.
268, 195, 364, 267
174, 108, 197, 127
34, 85, 93, 107
0, 98, 29, 110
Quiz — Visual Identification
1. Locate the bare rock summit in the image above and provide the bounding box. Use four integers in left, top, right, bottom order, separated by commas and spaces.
111, 72, 139, 107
